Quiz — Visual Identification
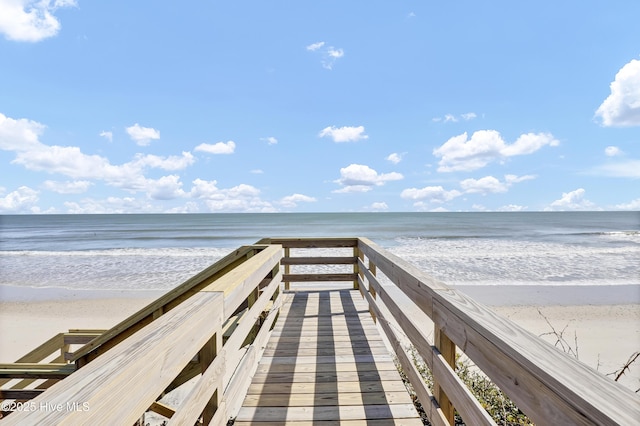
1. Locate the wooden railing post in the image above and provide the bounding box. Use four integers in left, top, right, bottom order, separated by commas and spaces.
434, 327, 456, 424
200, 332, 222, 424
284, 247, 291, 290
353, 247, 361, 290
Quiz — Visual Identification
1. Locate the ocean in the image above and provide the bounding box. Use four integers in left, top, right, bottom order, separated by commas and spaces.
1, 212, 638, 296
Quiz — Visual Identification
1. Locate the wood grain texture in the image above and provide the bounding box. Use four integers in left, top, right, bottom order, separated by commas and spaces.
1, 292, 224, 425
236, 288, 421, 424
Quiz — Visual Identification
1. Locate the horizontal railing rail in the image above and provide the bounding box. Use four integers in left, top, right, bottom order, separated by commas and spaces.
1, 244, 283, 425
257, 237, 359, 290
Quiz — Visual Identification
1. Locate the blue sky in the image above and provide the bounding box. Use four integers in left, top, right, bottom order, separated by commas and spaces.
0, 1, 638, 213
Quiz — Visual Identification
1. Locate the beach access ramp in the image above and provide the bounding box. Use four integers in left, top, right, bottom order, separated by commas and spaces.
1, 237, 638, 425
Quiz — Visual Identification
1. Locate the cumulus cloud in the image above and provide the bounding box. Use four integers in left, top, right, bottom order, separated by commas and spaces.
306, 41, 325, 51
386, 153, 403, 164
460, 176, 507, 194
460, 174, 536, 194
400, 186, 461, 204
0, 185, 39, 213
189, 179, 274, 212
605, 146, 622, 157
370, 202, 389, 211
126, 123, 160, 146
498, 204, 527, 212
0, 0, 77, 42
0, 112, 200, 200
306, 41, 344, 70
64, 196, 157, 214
99, 131, 113, 142
0, 112, 45, 151
146, 175, 185, 200
615, 198, 640, 210
279, 193, 317, 208
261, 136, 278, 145
334, 164, 403, 193
545, 188, 596, 211
194, 141, 236, 154
130, 152, 195, 170
595, 59, 640, 127
433, 130, 559, 172
319, 126, 368, 143
43, 180, 92, 194
433, 112, 477, 123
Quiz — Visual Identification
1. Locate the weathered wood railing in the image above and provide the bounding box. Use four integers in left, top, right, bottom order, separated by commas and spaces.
1, 244, 283, 425
0, 330, 103, 403
2, 237, 639, 425
258, 237, 640, 426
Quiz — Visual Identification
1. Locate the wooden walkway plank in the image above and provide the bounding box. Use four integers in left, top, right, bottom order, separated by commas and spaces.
234, 420, 424, 426
235, 288, 421, 424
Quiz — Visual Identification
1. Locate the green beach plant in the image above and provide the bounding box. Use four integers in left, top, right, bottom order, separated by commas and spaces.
399, 347, 532, 426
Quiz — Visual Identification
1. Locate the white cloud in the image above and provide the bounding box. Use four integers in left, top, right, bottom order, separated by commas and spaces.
605, 146, 622, 157
370, 202, 389, 211
448, 173, 534, 201
545, 188, 596, 211
0, 113, 200, 197
334, 164, 403, 193
64, 196, 158, 214
43, 180, 92, 194
0, 0, 77, 42
400, 186, 461, 204
0, 185, 39, 213
307, 42, 345, 70
615, 198, 640, 210
327, 47, 344, 59
279, 193, 317, 208
250, 169, 264, 174
146, 175, 185, 200
498, 204, 527, 212
595, 59, 640, 127
413, 203, 449, 212
13, 145, 116, 179
131, 152, 195, 170
0, 112, 45, 151
306, 41, 325, 51
261, 136, 278, 145
126, 123, 160, 146
194, 141, 236, 154
433, 130, 559, 172
460, 176, 508, 194
386, 153, 403, 164
319, 125, 368, 143
99, 131, 113, 142
188, 179, 275, 212
433, 112, 477, 123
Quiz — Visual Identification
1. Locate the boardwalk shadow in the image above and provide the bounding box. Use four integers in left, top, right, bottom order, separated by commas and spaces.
236, 284, 419, 424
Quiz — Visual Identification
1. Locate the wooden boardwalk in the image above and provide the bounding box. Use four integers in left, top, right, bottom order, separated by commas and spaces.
235, 287, 422, 425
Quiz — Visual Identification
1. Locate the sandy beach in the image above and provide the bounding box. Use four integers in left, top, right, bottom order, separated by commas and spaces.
1, 285, 638, 394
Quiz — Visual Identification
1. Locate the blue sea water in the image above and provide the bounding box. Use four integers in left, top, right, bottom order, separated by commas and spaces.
0, 212, 638, 292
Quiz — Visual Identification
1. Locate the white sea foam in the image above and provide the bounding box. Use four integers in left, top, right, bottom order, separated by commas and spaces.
388, 237, 639, 286
0, 247, 232, 291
